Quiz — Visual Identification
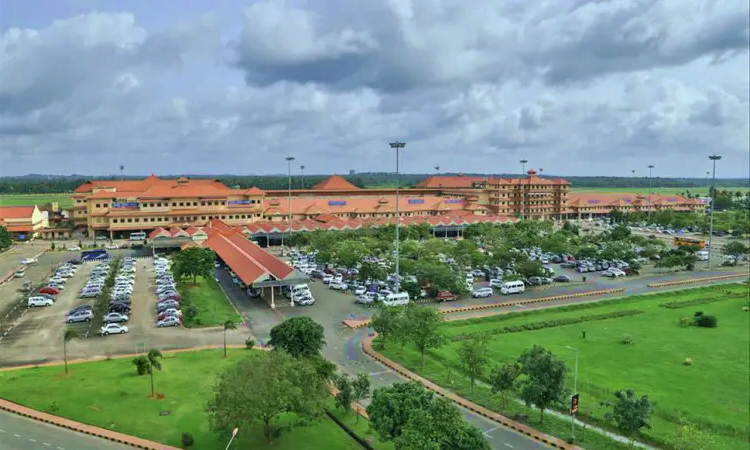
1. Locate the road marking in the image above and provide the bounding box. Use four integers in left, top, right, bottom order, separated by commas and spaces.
29, 438, 36, 442
43, 443, 51, 447
483, 425, 500, 435
57, 447, 65, 450
369, 370, 391, 376
0, 429, 4, 432
503, 443, 514, 448
14, 433, 21, 437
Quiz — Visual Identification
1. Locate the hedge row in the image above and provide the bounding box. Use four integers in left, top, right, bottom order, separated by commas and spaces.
450, 309, 644, 341
659, 293, 745, 309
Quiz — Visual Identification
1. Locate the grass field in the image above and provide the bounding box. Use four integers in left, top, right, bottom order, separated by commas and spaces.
380, 284, 750, 449
178, 277, 242, 327
0, 349, 376, 450
0, 193, 73, 209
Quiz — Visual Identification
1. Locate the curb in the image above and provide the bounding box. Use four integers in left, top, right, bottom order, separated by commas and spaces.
647, 273, 749, 288
343, 288, 625, 329
361, 334, 580, 449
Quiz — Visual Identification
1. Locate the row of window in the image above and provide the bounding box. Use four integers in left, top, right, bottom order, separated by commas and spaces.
93, 199, 260, 208
109, 213, 263, 224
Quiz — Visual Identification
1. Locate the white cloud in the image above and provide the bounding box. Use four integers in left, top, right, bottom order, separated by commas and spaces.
0, 1, 748, 177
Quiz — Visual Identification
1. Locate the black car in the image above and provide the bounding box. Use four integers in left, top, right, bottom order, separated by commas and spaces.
157, 302, 179, 313
69, 304, 93, 314
553, 275, 571, 282
109, 303, 131, 313
67, 259, 83, 265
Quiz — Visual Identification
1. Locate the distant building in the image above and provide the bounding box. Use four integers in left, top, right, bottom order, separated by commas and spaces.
349, 169, 356, 175
0, 205, 48, 240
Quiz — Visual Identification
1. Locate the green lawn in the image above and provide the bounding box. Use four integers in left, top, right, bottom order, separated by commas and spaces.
0, 349, 368, 450
0, 193, 73, 209
380, 284, 750, 450
178, 277, 242, 327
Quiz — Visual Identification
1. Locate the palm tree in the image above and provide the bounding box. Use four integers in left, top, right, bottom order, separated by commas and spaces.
145, 349, 163, 397
223, 320, 237, 358
63, 328, 78, 375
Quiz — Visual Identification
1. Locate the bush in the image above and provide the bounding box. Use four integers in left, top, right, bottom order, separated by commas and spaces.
683, 357, 693, 366
132, 356, 148, 375
678, 317, 692, 327
694, 311, 704, 317
742, 306, 749, 312
181, 432, 195, 448
695, 314, 718, 328
621, 335, 633, 345
245, 337, 255, 349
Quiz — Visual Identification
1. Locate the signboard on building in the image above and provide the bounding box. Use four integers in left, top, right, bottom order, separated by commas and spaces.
328, 200, 346, 206
445, 199, 462, 204
666, 197, 678, 202
228, 200, 251, 205
112, 202, 139, 208
408, 199, 425, 204
588, 199, 600, 204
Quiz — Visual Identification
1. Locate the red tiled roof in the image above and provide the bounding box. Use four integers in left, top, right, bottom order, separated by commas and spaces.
243, 187, 266, 196
263, 196, 467, 216
0, 206, 35, 220
6, 225, 33, 232
414, 176, 486, 188
204, 233, 268, 285
310, 176, 360, 191
567, 192, 699, 208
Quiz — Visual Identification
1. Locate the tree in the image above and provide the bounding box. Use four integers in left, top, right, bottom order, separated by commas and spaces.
269, 316, 326, 358
516, 345, 567, 423
172, 247, 216, 284
351, 373, 371, 423
371, 306, 405, 349
368, 382, 489, 450
358, 261, 388, 282
399, 280, 422, 300
722, 241, 748, 260
144, 349, 163, 397
603, 389, 654, 446
207, 351, 328, 443
333, 373, 354, 414
457, 335, 490, 393
489, 362, 520, 409
0, 226, 11, 250
222, 319, 237, 358
62, 328, 78, 375
516, 260, 548, 279
404, 306, 446, 368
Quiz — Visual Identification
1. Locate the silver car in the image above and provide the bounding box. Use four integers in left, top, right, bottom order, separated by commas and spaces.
104, 312, 128, 323
66, 310, 93, 323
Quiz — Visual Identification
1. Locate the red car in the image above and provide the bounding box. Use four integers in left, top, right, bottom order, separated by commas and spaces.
437, 291, 457, 302
157, 310, 182, 321
39, 287, 59, 295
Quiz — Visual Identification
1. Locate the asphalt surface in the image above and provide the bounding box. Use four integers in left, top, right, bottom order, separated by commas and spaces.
0, 410, 129, 450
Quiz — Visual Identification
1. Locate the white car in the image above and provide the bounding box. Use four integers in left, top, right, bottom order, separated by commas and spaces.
28, 296, 53, 307
20, 258, 38, 265
489, 279, 504, 288
330, 282, 348, 290
67, 246, 81, 251
322, 274, 334, 284
353, 286, 366, 296
106, 244, 119, 249
100, 323, 128, 335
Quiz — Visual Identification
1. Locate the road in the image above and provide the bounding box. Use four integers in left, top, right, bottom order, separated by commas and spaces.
0, 410, 129, 450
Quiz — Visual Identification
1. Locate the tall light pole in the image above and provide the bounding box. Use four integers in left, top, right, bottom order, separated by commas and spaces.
434, 165, 440, 174
225, 428, 239, 450
389, 141, 406, 293
284, 156, 295, 249
119, 165, 124, 182
647, 165, 654, 223
300, 165, 305, 189
631, 170, 635, 189
520, 159, 528, 220
707, 154, 721, 269
566, 346, 579, 441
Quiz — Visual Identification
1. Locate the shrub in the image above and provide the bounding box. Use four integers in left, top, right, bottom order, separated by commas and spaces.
181, 432, 195, 448
48, 400, 59, 413
245, 337, 255, 349
695, 314, 718, 328
132, 356, 148, 375
678, 317, 692, 327
621, 335, 633, 345
742, 306, 749, 312
684, 357, 693, 366
694, 311, 704, 317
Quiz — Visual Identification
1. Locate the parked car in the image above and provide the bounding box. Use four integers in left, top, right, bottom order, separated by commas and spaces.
109, 303, 131, 314
100, 323, 128, 335
472, 287, 493, 298
66, 310, 94, 323
39, 287, 59, 295
70, 305, 93, 314
553, 275, 571, 282
104, 312, 129, 323
157, 316, 181, 327
28, 296, 54, 307
437, 291, 457, 302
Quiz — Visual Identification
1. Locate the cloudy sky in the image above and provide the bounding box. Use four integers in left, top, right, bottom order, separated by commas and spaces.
1, 0, 749, 178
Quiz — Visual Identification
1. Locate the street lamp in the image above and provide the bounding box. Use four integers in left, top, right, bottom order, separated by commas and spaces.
300, 165, 306, 189
389, 141, 406, 293
119, 165, 124, 182
284, 157, 295, 249
434, 165, 440, 174
566, 346, 579, 441
631, 170, 635, 189
225, 428, 239, 450
705, 171, 710, 193
707, 154, 721, 269
647, 165, 654, 223
520, 159, 528, 220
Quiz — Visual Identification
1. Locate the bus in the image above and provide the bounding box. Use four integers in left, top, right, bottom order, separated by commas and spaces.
130, 231, 147, 241
673, 237, 706, 248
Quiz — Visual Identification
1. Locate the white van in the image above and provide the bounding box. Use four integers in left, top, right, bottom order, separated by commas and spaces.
28, 296, 54, 307
696, 250, 709, 261
383, 292, 410, 306
292, 284, 310, 297
489, 278, 503, 288
500, 280, 525, 295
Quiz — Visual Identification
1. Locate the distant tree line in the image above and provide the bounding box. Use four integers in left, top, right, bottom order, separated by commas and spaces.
0, 173, 747, 194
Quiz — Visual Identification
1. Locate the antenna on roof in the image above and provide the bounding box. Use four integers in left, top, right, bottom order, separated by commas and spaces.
119, 165, 124, 181
434, 165, 440, 174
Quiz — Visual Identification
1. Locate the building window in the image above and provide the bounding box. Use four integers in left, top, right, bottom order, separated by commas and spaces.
201, 216, 206, 220
127, 218, 132, 223
201, 201, 205, 206
172, 202, 177, 207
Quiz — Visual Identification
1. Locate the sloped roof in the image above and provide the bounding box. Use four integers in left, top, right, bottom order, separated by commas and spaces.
414, 176, 486, 188
262, 196, 466, 216
310, 175, 360, 191
0, 206, 36, 220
